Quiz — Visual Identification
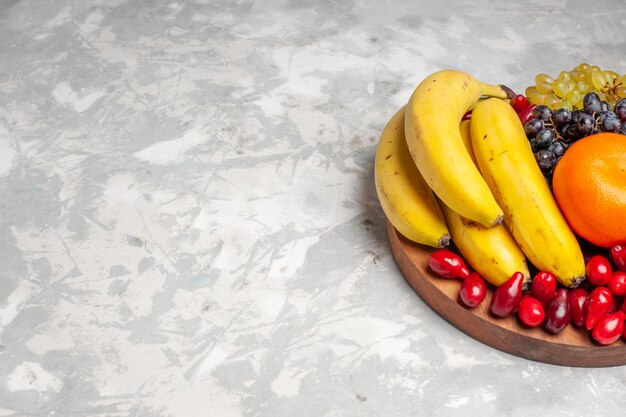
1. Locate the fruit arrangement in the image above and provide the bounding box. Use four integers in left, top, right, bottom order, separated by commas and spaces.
374, 67, 626, 346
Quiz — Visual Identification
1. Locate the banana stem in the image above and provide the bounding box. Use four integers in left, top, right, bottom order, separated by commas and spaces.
500, 85, 516, 99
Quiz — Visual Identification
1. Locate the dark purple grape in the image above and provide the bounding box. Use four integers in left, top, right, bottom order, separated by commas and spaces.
561, 124, 580, 143
535, 149, 556, 171
598, 111, 617, 123
524, 118, 544, 137
577, 113, 596, 136
548, 141, 567, 157
532, 105, 552, 121
583, 92, 602, 114
615, 98, 626, 111
619, 124, 626, 135
552, 108, 572, 127
535, 128, 555, 149
602, 116, 622, 133
571, 110, 585, 124
529, 138, 539, 152
616, 106, 626, 122
600, 101, 611, 112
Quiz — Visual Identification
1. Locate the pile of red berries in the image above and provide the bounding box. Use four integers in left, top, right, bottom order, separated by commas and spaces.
428, 244, 626, 345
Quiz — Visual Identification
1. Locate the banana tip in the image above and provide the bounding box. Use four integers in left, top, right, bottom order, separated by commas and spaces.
437, 234, 451, 248
568, 275, 586, 289
492, 214, 505, 228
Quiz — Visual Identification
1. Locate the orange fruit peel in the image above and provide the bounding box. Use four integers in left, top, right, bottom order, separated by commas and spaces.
552, 132, 626, 247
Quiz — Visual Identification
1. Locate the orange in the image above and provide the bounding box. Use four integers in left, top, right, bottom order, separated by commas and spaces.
552, 132, 626, 247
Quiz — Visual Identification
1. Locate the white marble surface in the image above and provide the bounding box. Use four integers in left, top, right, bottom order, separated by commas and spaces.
1, 0, 626, 415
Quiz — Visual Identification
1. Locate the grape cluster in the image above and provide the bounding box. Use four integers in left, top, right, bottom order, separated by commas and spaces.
523, 93, 626, 185
525, 64, 626, 110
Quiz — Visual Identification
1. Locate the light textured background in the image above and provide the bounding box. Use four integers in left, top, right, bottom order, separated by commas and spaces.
1, 0, 626, 416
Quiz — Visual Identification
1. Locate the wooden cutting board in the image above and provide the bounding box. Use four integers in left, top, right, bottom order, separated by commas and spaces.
386, 219, 626, 367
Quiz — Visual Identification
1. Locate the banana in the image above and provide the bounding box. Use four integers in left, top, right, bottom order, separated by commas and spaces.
404, 69, 512, 227
440, 120, 530, 287
470, 98, 585, 287
375, 106, 450, 248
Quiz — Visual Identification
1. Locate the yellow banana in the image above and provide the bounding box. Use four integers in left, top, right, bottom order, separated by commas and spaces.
440, 121, 530, 287
375, 106, 450, 248
404, 69, 512, 227
470, 98, 585, 287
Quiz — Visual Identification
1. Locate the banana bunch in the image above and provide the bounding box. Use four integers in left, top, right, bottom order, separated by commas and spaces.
375, 69, 585, 287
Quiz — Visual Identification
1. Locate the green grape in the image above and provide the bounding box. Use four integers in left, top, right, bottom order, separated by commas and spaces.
526, 90, 546, 106
536, 81, 554, 95
553, 80, 572, 98
557, 71, 572, 82
567, 89, 581, 108
559, 101, 573, 111
524, 64, 626, 111
590, 69, 607, 90
576, 96, 585, 109
530, 92, 546, 106
603, 70, 619, 85
576, 80, 591, 93
535, 73, 555, 86
544, 93, 561, 109
526, 86, 545, 105
578, 63, 591, 72
573, 71, 587, 82
587, 65, 601, 74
